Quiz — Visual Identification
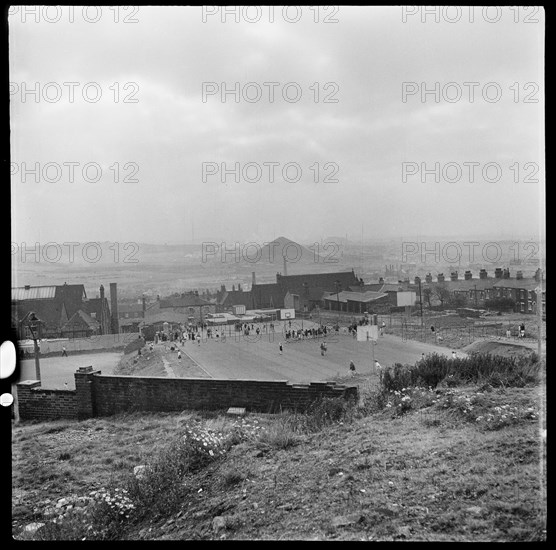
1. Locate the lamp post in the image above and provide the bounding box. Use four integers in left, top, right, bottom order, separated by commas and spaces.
27, 312, 41, 382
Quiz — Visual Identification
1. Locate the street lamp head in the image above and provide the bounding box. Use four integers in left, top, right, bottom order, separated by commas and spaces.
28, 312, 39, 323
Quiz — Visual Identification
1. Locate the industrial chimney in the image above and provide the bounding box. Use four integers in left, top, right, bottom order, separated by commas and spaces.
110, 282, 119, 334
99, 285, 107, 334
283, 255, 288, 276
252, 272, 256, 287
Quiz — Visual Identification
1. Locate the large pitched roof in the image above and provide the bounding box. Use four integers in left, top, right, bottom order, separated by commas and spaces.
276, 270, 359, 293
12, 299, 68, 330
219, 290, 253, 308
251, 283, 286, 308
286, 287, 325, 301
54, 284, 87, 318
12, 286, 56, 301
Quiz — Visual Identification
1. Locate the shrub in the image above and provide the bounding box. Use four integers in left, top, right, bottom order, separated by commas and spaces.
380, 353, 540, 393
126, 426, 227, 520
256, 417, 299, 450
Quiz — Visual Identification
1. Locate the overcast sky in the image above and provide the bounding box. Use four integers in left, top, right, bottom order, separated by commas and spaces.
9, 6, 545, 246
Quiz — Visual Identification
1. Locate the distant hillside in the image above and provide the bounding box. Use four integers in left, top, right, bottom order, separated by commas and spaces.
259, 236, 319, 264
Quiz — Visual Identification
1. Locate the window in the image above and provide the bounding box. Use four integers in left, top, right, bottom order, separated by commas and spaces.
91, 312, 97, 319
125, 313, 129, 318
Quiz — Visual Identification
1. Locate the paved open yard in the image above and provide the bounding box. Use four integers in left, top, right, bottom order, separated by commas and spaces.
172, 322, 457, 384
17, 352, 123, 390
15, 323, 461, 389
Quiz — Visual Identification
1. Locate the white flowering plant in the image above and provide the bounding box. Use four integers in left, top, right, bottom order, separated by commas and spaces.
384, 386, 437, 416
181, 426, 227, 468
229, 417, 267, 444
434, 389, 539, 430
35, 487, 135, 540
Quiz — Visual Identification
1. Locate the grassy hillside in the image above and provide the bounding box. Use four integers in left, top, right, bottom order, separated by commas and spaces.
12, 354, 546, 541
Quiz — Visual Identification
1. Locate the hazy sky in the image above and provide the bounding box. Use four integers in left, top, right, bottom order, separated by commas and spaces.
9, 6, 545, 245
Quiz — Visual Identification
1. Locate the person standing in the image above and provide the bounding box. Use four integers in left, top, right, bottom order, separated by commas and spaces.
61, 346, 68, 357
279, 342, 283, 355
196, 333, 201, 346
452, 351, 457, 360
349, 360, 356, 376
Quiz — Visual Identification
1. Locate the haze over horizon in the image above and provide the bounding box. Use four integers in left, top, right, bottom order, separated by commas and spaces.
10, 6, 545, 247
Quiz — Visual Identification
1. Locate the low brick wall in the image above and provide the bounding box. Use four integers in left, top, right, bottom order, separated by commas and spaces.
16, 380, 78, 421
16, 367, 358, 421
90, 375, 357, 417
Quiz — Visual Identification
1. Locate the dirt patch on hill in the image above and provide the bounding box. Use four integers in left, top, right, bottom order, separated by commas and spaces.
462, 341, 535, 359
